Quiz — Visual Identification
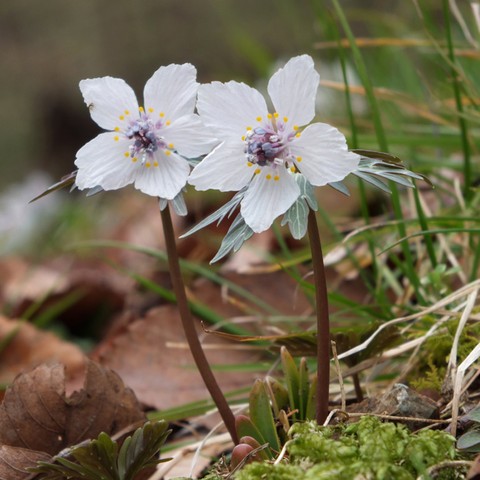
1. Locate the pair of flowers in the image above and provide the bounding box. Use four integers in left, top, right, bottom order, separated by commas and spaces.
75, 55, 360, 233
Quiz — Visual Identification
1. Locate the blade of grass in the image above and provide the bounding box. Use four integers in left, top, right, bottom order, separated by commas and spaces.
70, 240, 280, 316
443, 0, 473, 204
329, 0, 425, 304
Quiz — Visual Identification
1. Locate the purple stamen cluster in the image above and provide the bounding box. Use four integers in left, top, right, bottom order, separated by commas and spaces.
245, 127, 286, 166
125, 116, 165, 158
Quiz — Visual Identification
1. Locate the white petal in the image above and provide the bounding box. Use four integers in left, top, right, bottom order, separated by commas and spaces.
241, 166, 300, 233
289, 123, 360, 186
143, 64, 198, 122
134, 151, 190, 199
267, 55, 319, 127
163, 114, 218, 158
79, 78, 139, 131
197, 81, 269, 140
75, 132, 137, 190
188, 141, 253, 191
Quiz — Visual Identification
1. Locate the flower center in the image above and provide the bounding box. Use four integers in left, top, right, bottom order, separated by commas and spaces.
125, 117, 165, 160
244, 126, 287, 167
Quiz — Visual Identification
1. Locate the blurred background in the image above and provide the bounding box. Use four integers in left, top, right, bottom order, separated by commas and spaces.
0, 0, 478, 257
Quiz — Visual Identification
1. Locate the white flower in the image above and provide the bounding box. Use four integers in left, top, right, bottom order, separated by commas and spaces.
75, 64, 216, 199
188, 55, 360, 233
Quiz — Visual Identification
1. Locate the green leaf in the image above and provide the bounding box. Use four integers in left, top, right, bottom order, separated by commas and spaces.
159, 191, 188, 217
266, 376, 289, 417
29, 171, 77, 203
457, 429, 480, 452
281, 346, 300, 421
466, 406, 480, 424
210, 213, 254, 263
306, 374, 317, 421
281, 197, 309, 239
30, 421, 171, 480
235, 414, 271, 458
249, 380, 281, 453
298, 358, 309, 421
181, 188, 245, 238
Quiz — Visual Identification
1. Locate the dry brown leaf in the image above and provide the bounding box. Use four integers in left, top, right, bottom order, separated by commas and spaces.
0, 361, 145, 455
0, 316, 85, 387
0, 445, 49, 480
93, 305, 263, 410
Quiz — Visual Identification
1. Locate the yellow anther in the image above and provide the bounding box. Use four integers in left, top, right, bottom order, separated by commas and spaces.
159, 112, 165, 117
293, 125, 299, 131
256, 116, 262, 122
166, 120, 171, 126
124, 110, 130, 115
119, 115, 124, 121
266, 174, 272, 180
247, 162, 253, 167
165, 150, 171, 156
168, 143, 174, 149
153, 161, 159, 167
139, 106, 144, 112
283, 116, 288, 122
296, 133, 301, 138
241, 135, 246, 141
254, 168, 261, 175
273, 112, 279, 118
132, 157, 138, 163
296, 156, 302, 162
114, 126, 120, 132
114, 136, 119, 141
267, 113, 272, 119
274, 175, 280, 181
145, 162, 151, 168
124, 152, 130, 157
148, 107, 154, 113
246, 126, 252, 131
290, 166, 296, 173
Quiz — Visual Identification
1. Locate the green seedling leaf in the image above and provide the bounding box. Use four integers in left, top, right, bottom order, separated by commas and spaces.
249, 380, 281, 453
30, 421, 171, 480
281, 346, 300, 421
306, 374, 317, 421
298, 358, 309, 421
266, 376, 289, 417
457, 429, 480, 452
235, 415, 271, 459
466, 406, 480, 423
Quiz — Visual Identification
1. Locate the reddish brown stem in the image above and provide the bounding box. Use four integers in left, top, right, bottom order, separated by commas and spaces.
307, 209, 330, 425
160, 203, 239, 444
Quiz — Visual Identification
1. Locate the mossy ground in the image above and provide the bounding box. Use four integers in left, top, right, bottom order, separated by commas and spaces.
203, 416, 461, 480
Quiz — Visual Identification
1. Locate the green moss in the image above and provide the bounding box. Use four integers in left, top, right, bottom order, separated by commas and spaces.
236, 462, 303, 480
229, 416, 457, 480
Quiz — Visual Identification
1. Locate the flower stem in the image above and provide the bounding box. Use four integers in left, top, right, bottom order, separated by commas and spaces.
307, 209, 330, 425
160, 203, 239, 445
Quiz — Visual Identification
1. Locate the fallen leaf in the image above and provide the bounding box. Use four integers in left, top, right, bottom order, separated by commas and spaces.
0, 361, 145, 455
0, 316, 85, 387
93, 305, 263, 410
0, 445, 49, 480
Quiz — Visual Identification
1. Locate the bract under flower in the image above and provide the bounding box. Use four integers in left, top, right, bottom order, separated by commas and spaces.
75, 64, 216, 200
188, 55, 360, 233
